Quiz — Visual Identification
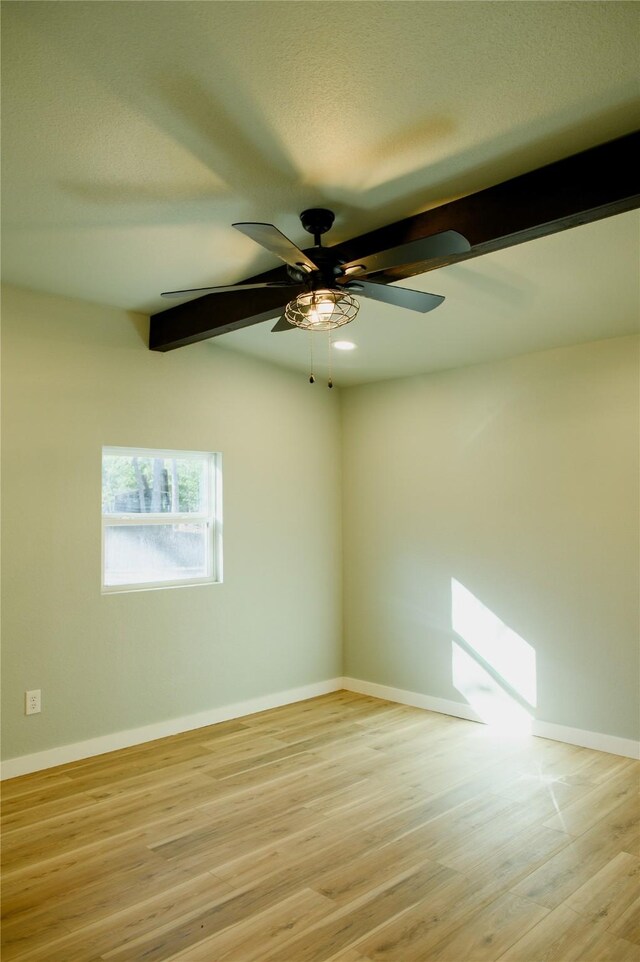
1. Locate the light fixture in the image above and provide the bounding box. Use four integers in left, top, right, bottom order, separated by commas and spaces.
284, 288, 359, 331
333, 340, 357, 351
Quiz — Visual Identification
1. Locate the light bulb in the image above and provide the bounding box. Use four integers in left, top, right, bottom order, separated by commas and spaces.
284, 288, 359, 330
308, 292, 336, 326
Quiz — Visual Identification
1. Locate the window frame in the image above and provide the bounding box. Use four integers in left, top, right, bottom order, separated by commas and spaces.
101, 446, 222, 594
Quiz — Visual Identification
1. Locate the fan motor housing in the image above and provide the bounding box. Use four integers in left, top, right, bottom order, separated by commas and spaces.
287, 228, 344, 288
287, 248, 343, 290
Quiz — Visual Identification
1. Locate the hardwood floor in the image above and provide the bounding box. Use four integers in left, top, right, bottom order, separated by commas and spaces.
2, 691, 639, 961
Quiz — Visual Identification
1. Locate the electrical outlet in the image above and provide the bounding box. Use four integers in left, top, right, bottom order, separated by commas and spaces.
25, 689, 41, 715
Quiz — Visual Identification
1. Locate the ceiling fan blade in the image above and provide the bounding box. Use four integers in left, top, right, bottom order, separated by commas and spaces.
341, 230, 470, 277
347, 278, 444, 313
271, 315, 296, 333
233, 222, 319, 273
161, 281, 292, 298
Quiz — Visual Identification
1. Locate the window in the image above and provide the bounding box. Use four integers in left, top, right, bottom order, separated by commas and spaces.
102, 447, 222, 592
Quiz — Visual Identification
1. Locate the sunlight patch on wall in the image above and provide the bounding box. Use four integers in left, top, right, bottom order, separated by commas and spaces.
451, 579, 536, 706
452, 642, 533, 735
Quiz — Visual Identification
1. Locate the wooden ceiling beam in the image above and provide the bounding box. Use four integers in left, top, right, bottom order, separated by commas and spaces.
149, 284, 299, 351
150, 131, 639, 352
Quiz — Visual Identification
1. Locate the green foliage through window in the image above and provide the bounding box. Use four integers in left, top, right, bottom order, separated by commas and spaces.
102, 455, 206, 514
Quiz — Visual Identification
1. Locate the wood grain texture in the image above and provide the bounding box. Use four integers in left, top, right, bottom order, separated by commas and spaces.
2, 691, 638, 961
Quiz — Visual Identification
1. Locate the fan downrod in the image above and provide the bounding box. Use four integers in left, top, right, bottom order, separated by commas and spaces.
300, 208, 335, 243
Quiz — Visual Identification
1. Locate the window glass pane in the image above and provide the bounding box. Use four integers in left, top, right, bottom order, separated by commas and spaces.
104, 524, 210, 586
102, 454, 208, 514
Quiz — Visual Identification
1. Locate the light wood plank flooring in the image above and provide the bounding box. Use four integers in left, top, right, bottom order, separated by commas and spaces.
2, 691, 639, 961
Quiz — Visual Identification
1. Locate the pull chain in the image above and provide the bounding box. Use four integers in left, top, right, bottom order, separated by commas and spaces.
308, 327, 335, 387
308, 330, 315, 383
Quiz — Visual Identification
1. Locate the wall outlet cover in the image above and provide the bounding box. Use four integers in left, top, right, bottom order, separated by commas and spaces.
25, 690, 41, 715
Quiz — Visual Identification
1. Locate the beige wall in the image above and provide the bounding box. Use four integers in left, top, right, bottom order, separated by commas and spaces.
341, 336, 640, 741
2, 284, 637, 763
1, 286, 342, 760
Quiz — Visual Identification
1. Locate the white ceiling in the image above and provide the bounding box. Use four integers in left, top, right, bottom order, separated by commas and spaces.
2, 1, 639, 383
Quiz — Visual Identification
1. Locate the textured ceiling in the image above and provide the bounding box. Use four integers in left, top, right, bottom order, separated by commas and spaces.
2, 1, 639, 382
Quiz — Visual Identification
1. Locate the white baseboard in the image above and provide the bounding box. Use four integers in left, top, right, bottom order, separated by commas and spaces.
3, 674, 638, 779
343, 676, 484, 723
342, 677, 640, 760
0, 678, 344, 780
531, 719, 640, 760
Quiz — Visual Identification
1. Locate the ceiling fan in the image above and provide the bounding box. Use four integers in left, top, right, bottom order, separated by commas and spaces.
161, 208, 470, 333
